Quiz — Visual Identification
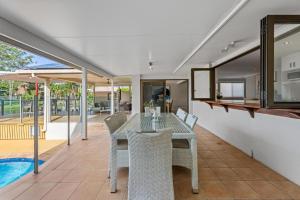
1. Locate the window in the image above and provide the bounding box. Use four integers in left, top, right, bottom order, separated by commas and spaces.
219, 81, 245, 99
261, 15, 300, 108
215, 48, 260, 102
191, 68, 215, 100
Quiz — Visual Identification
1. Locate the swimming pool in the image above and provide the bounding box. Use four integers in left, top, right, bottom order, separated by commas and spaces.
0, 158, 44, 188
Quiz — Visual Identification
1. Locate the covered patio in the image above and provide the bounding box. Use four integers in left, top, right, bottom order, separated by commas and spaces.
1, 0, 300, 200
1, 120, 299, 200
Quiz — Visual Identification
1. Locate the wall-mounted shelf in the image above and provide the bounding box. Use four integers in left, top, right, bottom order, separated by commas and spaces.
204, 100, 259, 118
202, 100, 300, 119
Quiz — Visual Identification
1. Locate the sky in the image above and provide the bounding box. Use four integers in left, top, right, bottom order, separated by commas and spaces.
27, 52, 61, 67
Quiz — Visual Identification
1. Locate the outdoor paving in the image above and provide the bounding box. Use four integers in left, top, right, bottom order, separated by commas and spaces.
0, 140, 65, 160
0, 119, 300, 200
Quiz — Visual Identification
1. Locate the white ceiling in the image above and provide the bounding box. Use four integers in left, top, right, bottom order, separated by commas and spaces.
0, 0, 300, 77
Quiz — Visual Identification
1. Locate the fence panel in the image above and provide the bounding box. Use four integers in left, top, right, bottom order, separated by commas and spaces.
0, 123, 45, 140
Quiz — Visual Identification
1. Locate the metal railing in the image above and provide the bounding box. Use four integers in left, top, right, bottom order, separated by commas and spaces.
0, 97, 82, 118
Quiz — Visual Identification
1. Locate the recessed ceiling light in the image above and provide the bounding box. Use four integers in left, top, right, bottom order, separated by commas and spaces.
221, 46, 229, 53
148, 61, 153, 71
229, 41, 236, 47
284, 41, 289, 45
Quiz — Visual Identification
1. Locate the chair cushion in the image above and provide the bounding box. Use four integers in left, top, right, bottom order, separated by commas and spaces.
172, 139, 189, 149
117, 139, 128, 150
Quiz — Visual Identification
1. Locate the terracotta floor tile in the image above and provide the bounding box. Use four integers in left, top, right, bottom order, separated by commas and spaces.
199, 150, 219, 159
200, 181, 232, 199
1, 122, 298, 200
232, 168, 263, 181
271, 181, 300, 199
61, 169, 90, 182
96, 181, 126, 200
212, 168, 241, 181
252, 167, 287, 181
57, 159, 80, 170
173, 166, 191, 182
207, 159, 228, 168
223, 158, 252, 168
174, 179, 205, 200
68, 181, 105, 200
199, 168, 219, 181
14, 182, 56, 200
247, 180, 291, 199
38, 169, 70, 183
0, 183, 33, 200
198, 158, 210, 168
42, 182, 79, 200
222, 181, 259, 199
214, 151, 236, 160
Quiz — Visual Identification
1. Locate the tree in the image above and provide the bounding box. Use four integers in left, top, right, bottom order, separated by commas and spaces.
0, 41, 33, 71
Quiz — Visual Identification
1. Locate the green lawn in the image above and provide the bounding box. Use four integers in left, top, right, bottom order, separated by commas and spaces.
3, 101, 20, 114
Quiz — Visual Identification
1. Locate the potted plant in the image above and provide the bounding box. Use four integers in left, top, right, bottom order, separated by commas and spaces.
216, 91, 223, 100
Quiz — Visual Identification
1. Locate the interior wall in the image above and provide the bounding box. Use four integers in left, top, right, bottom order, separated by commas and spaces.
192, 101, 300, 186
166, 80, 188, 112
245, 75, 258, 99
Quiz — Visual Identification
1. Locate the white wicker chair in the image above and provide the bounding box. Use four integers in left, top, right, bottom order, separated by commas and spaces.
127, 129, 174, 200
185, 114, 198, 129
173, 111, 194, 170
104, 112, 127, 178
176, 108, 187, 121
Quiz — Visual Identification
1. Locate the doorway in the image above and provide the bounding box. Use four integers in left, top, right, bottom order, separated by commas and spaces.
140, 79, 189, 113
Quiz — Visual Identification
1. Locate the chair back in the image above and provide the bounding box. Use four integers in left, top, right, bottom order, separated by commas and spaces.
176, 108, 187, 121
155, 106, 161, 116
127, 129, 174, 200
104, 112, 127, 134
185, 114, 198, 129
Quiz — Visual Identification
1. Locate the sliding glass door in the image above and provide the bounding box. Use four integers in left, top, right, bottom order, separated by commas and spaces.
140, 79, 189, 113
141, 80, 166, 112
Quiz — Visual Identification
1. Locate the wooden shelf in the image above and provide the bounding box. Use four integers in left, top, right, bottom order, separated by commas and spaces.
202, 100, 300, 119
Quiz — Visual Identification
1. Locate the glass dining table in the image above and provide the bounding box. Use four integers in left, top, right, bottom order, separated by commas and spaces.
110, 113, 198, 193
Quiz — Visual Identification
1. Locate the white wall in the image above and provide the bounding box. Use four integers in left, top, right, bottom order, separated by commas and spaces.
167, 80, 188, 112
245, 75, 256, 99
46, 122, 79, 140
192, 101, 300, 185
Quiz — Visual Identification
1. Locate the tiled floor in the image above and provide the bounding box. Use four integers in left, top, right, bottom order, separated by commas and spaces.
1, 120, 300, 200
0, 140, 65, 160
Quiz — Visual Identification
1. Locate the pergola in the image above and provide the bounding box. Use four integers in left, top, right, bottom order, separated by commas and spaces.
0, 68, 131, 138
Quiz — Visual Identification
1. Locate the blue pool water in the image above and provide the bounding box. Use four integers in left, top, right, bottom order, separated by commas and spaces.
0, 158, 44, 188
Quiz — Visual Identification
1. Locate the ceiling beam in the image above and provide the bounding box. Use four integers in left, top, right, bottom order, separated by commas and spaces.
173, 0, 249, 73
0, 17, 112, 78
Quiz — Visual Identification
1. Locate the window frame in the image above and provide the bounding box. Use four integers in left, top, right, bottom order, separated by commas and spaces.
218, 79, 246, 100
191, 68, 215, 101
261, 15, 300, 108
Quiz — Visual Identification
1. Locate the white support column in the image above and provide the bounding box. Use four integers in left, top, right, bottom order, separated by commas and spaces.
110, 80, 114, 115
43, 79, 51, 131
81, 67, 88, 140
131, 75, 141, 114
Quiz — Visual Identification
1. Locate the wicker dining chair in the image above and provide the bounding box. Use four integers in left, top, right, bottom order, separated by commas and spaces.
127, 129, 174, 200
176, 108, 187, 121
173, 112, 197, 158
104, 112, 127, 178
185, 113, 198, 129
